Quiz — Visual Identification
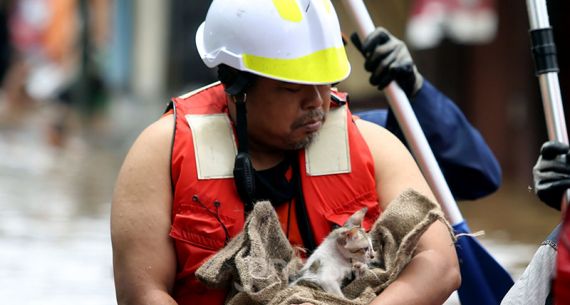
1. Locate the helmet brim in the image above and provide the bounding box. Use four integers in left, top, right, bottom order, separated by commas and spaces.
195, 22, 209, 66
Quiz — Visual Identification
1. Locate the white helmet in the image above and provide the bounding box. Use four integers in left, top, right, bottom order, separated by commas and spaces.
196, 0, 351, 85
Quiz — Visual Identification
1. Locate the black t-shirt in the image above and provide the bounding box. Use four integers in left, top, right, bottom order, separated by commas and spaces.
252, 153, 317, 252
253, 154, 296, 206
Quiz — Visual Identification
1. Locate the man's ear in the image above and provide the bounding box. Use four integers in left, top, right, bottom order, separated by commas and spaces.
343, 207, 367, 228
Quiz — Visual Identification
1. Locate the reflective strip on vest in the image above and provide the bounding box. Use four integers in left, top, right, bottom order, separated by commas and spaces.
306, 104, 350, 176
186, 114, 237, 179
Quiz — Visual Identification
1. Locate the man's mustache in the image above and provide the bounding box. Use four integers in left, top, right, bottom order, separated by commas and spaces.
291, 109, 326, 129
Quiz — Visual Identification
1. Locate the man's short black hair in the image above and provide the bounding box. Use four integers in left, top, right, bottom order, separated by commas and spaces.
217, 64, 257, 96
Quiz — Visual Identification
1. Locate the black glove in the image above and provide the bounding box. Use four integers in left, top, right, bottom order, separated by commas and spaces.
533, 141, 570, 210
351, 28, 423, 99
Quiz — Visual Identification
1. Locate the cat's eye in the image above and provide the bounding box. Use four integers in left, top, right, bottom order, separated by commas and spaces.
349, 247, 368, 254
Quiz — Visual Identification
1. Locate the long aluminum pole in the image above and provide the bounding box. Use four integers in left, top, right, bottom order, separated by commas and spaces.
526, 0, 568, 211
340, 0, 463, 225
527, 0, 567, 143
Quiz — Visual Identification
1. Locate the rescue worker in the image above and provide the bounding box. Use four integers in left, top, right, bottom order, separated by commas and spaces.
532, 141, 570, 305
503, 141, 570, 305
111, 1, 463, 304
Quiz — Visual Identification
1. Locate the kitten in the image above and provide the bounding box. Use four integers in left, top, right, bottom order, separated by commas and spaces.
290, 208, 374, 297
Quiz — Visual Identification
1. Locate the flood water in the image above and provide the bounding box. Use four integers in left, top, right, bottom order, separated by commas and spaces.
0, 98, 562, 304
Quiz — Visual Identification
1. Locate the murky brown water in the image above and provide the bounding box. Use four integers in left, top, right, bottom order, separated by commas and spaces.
459, 182, 561, 276
0, 98, 562, 304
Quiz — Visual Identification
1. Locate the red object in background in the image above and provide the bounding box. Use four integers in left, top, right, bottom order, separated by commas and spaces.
8, 0, 50, 55
406, 0, 498, 49
555, 208, 570, 305
406, 0, 449, 49
446, 0, 498, 44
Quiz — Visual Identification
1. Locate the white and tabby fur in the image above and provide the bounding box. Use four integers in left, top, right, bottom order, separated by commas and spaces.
291, 208, 374, 297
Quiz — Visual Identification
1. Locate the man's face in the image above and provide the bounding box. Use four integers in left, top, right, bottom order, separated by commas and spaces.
244, 78, 332, 151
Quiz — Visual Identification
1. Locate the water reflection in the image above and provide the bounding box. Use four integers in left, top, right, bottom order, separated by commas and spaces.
0, 100, 562, 304
459, 182, 561, 278
0, 113, 120, 304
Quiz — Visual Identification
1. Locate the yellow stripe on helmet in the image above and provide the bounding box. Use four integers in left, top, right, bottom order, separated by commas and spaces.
242, 46, 350, 84
272, 0, 303, 23
322, 0, 332, 14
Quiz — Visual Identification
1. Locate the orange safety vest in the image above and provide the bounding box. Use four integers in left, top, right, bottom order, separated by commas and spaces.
167, 82, 380, 305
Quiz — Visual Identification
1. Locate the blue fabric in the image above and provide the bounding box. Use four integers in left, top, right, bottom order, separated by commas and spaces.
355, 80, 501, 200
356, 109, 388, 127
454, 221, 514, 305
545, 223, 561, 247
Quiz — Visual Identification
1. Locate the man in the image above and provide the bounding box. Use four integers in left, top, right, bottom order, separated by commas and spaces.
111, 1, 462, 304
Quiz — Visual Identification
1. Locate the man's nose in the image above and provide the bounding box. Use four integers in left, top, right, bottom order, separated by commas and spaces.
302, 85, 324, 110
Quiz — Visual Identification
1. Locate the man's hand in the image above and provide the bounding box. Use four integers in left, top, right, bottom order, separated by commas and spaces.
533, 141, 570, 210
351, 28, 423, 99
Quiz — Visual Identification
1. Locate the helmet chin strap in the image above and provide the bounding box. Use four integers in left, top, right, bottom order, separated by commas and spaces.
232, 93, 256, 212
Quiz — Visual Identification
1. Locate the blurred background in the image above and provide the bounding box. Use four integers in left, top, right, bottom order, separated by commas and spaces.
0, 0, 568, 303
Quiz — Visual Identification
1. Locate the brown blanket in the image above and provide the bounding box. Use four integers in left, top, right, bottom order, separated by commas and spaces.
196, 189, 453, 305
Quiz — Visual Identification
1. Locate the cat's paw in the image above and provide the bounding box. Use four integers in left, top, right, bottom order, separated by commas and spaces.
352, 261, 368, 278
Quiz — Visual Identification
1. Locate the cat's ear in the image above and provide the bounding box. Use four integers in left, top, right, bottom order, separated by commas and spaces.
337, 227, 359, 246
343, 207, 367, 228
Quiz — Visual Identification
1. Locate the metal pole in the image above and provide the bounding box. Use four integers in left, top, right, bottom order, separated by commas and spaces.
526, 0, 568, 210
340, 0, 462, 225
527, 0, 567, 144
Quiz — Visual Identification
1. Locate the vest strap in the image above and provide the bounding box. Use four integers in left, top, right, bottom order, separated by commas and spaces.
178, 81, 221, 99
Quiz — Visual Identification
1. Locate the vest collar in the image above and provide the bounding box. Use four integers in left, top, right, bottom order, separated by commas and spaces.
186, 104, 351, 180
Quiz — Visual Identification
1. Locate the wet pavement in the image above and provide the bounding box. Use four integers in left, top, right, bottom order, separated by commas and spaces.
0, 97, 562, 304
0, 95, 162, 304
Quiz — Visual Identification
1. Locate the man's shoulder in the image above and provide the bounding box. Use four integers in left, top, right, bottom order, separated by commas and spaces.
355, 119, 406, 154
355, 117, 388, 135
138, 115, 175, 147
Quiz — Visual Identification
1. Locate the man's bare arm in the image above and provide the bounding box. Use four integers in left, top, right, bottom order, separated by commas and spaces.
356, 119, 461, 305
111, 115, 178, 304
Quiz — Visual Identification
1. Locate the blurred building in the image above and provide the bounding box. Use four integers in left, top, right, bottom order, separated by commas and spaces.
409, 0, 570, 185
